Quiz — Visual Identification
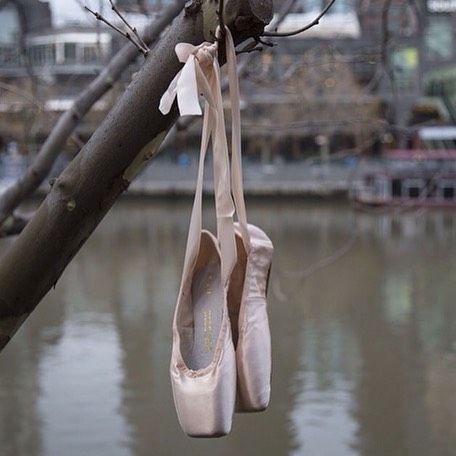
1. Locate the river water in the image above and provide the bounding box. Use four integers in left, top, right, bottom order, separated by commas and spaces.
0, 200, 455, 456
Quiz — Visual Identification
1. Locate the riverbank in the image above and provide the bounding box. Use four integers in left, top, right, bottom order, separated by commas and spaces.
0, 159, 355, 199
127, 160, 353, 197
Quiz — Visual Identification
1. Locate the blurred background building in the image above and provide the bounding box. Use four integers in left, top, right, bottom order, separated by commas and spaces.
0, 0, 455, 197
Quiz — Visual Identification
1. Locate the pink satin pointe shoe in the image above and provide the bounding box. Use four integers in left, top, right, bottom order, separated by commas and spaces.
223, 29, 274, 413
162, 26, 274, 435
171, 230, 236, 437
161, 33, 238, 437
228, 223, 273, 412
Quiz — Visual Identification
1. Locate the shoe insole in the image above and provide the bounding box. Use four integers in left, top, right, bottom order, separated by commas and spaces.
188, 260, 223, 370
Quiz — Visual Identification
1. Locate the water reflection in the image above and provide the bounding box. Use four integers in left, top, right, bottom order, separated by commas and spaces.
0, 200, 455, 456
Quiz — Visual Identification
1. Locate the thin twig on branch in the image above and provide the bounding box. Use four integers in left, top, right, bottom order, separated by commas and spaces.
262, 0, 337, 37
108, 0, 150, 52
85, 5, 149, 56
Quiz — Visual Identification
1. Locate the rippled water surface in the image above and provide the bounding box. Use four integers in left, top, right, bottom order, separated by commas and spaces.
0, 200, 455, 456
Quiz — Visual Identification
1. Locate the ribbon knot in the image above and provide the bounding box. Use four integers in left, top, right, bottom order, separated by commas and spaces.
159, 41, 218, 117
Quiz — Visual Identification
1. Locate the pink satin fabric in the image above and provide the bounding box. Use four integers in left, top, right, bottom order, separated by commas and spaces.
160, 32, 237, 437
234, 223, 273, 412
224, 29, 274, 413
159, 26, 273, 436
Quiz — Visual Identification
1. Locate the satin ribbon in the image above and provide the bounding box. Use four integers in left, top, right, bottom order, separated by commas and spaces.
159, 28, 252, 286
159, 42, 218, 117
160, 34, 236, 288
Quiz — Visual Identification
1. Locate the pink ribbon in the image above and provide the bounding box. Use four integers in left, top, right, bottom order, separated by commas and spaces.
159, 42, 218, 116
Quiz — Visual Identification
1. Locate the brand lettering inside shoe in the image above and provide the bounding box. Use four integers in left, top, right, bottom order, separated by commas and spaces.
204, 273, 213, 295
203, 310, 213, 353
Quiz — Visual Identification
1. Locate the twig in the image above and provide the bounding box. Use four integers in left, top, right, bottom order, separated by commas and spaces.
84, 5, 148, 56
236, 42, 263, 55
265, 0, 298, 31
74, 0, 92, 15
108, 0, 150, 53
256, 37, 274, 47
262, 0, 337, 37
217, 0, 226, 39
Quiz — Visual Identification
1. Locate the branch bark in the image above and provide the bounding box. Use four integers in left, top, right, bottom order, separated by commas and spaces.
0, 0, 187, 227
0, 0, 273, 352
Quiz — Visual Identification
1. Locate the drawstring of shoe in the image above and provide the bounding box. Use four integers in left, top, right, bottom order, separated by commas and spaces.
159, 26, 251, 287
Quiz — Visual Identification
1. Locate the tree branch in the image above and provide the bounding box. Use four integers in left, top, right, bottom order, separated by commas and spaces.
85, 5, 149, 56
262, 0, 337, 37
0, 0, 187, 228
0, 0, 273, 352
108, 0, 150, 52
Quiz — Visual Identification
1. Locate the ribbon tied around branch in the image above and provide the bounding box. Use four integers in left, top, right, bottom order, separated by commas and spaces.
159, 41, 219, 117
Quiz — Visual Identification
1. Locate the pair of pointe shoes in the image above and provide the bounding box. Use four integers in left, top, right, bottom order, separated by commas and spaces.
159, 26, 273, 437
171, 224, 273, 437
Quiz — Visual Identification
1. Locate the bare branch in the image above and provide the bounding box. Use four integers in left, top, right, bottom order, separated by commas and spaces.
266, 0, 298, 30
236, 42, 263, 55
108, 0, 150, 52
262, 0, 337, 37
0, 0, 187, 228
85, 5, 148, 56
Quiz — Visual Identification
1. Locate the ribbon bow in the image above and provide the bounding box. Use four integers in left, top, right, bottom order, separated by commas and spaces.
159, 41, 218, 117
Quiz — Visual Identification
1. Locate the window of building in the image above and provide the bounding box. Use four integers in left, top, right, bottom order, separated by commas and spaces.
404, 178, 424, 198
440, 180, 456, 199
64, 43, 77, 62
443, 186, 455, 199
392, 179, 402, 197
82, 44, 98, 63
409, 186, 421, 198
29, 44, 56, 66
425, 16, 453, 61
0, 7, 20, 44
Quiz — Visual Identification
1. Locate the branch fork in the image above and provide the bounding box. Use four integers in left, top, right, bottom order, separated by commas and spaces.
85, 0, 150, 56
